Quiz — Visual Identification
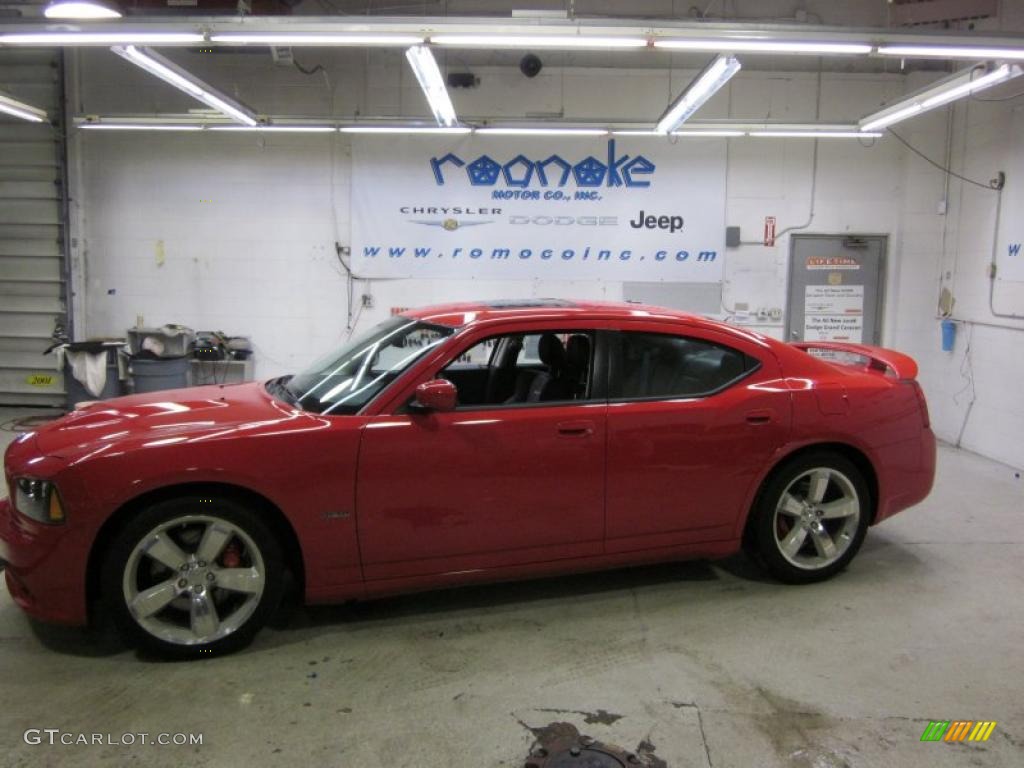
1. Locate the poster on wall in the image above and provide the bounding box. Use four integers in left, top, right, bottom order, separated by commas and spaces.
803, 285, 864, 342
996, 107, 1024, 284
350, 136, 726, 282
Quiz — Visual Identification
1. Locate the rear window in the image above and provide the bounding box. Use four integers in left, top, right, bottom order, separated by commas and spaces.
610, 332, 759, 400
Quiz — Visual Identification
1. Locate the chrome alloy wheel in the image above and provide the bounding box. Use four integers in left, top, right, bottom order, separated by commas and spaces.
121, 515, 266, 646
772, 467, 861, 570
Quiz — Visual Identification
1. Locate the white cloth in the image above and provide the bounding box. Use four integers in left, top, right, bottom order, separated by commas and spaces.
64, 349, 109, 398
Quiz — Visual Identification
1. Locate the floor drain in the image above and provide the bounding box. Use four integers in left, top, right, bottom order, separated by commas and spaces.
524, 722, 666, 768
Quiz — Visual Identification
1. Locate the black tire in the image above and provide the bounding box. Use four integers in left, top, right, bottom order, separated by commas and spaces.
100, 496, 284, 659
748, 451, 871, 584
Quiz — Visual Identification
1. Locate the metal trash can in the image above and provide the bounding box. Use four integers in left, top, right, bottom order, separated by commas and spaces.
130, 356, 191, 394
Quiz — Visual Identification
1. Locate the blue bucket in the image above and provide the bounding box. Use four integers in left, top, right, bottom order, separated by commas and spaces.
941, 319, 957, 352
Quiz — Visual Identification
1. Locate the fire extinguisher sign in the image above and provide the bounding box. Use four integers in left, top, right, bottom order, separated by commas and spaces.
763, 216, 777, 247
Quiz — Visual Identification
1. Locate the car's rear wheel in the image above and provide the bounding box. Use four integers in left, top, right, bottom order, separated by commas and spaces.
101, 497, 283, 658
749, 452, 870, 583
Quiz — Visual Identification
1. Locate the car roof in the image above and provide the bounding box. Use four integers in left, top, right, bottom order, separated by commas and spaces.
400, 299, 776, 349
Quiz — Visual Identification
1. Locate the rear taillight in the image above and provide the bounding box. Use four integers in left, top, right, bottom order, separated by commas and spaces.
908, 380, 930, 429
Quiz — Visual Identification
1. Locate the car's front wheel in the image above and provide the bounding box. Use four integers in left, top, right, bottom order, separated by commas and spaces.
748, 452, 870, 583
101, 496, 283, 658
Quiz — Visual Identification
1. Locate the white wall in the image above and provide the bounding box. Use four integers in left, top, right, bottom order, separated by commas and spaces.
70, 51, 905, 351
68, 49, 1024, 468
888, 74, 1024, 469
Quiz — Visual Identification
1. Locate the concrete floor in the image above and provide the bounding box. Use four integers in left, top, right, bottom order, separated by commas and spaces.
0, 406, 1021, 768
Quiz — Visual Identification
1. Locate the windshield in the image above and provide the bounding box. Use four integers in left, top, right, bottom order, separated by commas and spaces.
284, 316, 454, 414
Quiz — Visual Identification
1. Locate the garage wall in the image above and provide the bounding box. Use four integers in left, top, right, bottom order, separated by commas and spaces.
71, 52, 904, 362
69, 49, 1024, 467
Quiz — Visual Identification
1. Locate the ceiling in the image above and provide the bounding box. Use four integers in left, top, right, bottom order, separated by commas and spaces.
3, 0, 1023, 74
2, 0, 1023, 129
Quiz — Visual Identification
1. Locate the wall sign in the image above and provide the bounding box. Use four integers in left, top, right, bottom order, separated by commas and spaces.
351, 136, 726, 282
25, 373, 56, 388
803, 285, 865, 342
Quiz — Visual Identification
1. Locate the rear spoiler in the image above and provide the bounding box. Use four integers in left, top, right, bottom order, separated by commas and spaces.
791, 342, 919, 380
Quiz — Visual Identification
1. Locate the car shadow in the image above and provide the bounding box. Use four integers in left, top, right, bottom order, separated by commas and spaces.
20, 534, 926, 660
26, 613, 124, 658
21, 559, 727, 659
20, 558, 721, 659
267, 534, 931, 647
282, 558, 727, 633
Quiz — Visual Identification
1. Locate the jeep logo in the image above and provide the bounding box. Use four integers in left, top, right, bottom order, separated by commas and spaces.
630, 211, 684, 233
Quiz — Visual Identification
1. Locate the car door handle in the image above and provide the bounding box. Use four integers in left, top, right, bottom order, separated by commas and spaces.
557, 420, 595, 437
745, 409, 775, 425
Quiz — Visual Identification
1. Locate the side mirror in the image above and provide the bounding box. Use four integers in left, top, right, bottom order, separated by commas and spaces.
411, 379, 457, 413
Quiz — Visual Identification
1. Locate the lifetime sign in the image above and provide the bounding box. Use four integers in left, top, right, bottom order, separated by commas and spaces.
430, 140, 655, 189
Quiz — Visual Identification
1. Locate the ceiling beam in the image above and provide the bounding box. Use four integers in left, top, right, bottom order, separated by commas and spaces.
73, 116, 882, 138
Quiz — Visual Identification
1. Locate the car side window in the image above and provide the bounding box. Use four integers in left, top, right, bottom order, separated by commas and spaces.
610, 332, 757, 400
439, 330, 595, 408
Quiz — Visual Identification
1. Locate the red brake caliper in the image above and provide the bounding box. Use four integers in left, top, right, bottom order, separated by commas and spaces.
221, 542, 242, 569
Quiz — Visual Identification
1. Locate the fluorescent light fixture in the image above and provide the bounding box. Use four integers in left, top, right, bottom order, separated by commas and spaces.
79, 123, 338, 132
0, 33, 202, 45
209, 33, 424, 46
654, 39, 871, 54
0, 91, 48, 123
340, 125, 471, 134
612, 129, 743, 137
656, 54, 740, 134
111, 45, 258, 126
209, 125, 336, 133
877, 45, 1024, 60
671, 129, 744, 137
861, 104, 923, 132
430, 35, 647, 49
405, 45, 458, 127
859, 63, 1022, 132
476, 127, 608, 136
751, 130, 883, 138
918, 65, 1020, 108
44, 0, 122, 19
79, 123, 204, 131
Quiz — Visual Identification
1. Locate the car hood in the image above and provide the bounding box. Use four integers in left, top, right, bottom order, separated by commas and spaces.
33, 381, 301, 459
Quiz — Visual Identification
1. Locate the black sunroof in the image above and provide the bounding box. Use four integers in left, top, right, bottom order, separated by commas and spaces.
482, 299, 576, 309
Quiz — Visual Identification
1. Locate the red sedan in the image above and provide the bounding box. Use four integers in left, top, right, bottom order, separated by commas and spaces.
1, 300, 935, 657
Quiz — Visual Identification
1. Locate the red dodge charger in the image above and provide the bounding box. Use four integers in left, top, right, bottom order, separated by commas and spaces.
1, 300, 935, 657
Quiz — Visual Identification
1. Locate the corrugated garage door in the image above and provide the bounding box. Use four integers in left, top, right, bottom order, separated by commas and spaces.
0, 49, 68, 407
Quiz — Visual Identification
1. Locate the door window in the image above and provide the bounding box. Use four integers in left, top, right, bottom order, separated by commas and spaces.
440, 331, 596, 408
609, 332, 757, 400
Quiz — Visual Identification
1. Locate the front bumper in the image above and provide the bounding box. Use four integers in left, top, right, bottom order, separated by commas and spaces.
0, 496, 89, 625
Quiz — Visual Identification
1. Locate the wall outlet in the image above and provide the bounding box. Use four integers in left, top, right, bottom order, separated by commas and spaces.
361, 294, 374, 309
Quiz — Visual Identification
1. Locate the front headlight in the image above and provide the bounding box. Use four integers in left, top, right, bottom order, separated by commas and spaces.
14, 478, 65, 524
